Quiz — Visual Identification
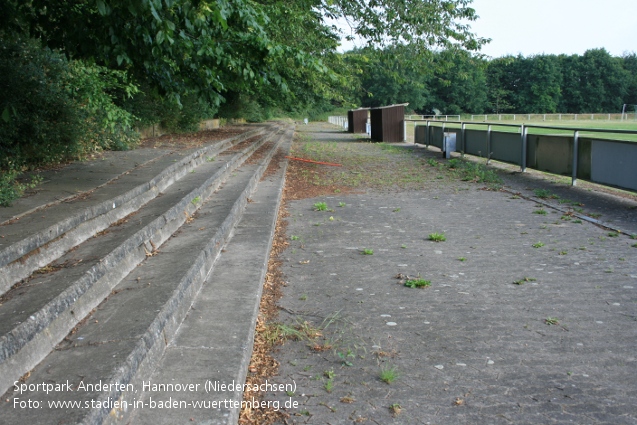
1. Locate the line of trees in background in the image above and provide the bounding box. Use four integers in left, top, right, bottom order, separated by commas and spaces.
352, 47, 637, 116
0, 0, 484, 204
1, 0, 635, 206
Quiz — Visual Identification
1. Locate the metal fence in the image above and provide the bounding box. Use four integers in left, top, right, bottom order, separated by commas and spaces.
414, 120, 637, 192
464, 113, 636, 122
328, 116, 348, 129
406, 115, 461, 121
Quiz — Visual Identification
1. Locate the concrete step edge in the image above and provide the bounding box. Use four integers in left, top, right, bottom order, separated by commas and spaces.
88, 125, 293, 425
0, 124, 276, 271
0, 124, 282, 295
0, 126, 284, 395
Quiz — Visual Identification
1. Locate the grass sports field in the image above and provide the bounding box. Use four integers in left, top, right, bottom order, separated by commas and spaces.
406, 119, 637, 143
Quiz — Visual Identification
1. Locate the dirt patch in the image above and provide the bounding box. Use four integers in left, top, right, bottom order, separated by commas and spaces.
245, 142, 276, 166
239, 201, 289, 425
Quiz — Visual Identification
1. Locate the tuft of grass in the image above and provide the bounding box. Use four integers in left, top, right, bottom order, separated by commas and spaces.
532, 242, 545, 248
427, 158, 438, 167
630, 234, 637, 240
314, 201, 328, 211
573, 219, 582, 224
191, 196, 201, 205
632, 243, 637, 248
533, 208, 548, 215
338, 202, 346, 207
379, 365, 398, 384
559, 251, 567, 255
513, 277, 536, 285
458, 257, 467, 262
392, 207, 401, 212
607, 232, 619, 238
206, 156, 216, 162
362, 248, 374, 255
404, 278, 431, 288
534, 189, 557, 199
401, 244, 407, 249
290, 235, 300, 241
324, 379, 334, 393
428, 232, 446, 242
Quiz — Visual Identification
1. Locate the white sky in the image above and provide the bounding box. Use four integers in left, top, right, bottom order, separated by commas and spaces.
466, 0, 637, 58
336, 0, 637, 57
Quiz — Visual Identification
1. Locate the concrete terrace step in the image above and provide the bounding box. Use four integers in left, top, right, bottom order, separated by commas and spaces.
0, 123, 277, 296
132, 131, 293, 425
0, 124, 294, 424
0, 124, 289, 398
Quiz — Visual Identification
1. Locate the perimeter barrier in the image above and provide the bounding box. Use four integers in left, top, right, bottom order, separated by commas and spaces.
413, 120, 637, 192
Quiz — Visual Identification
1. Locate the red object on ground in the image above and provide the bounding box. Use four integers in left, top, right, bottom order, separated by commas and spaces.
285, 156, 342, 167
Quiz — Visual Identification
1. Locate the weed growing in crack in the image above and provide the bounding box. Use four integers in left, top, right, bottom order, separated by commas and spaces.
404, 278, 431, 288
428, 232, 446, 242
532, 242, 545, 248
545, 317, 559, 325
362, 248, 374, 255
338, 202, 346, 207
314, 202, 328, 211
534, 208, 548, 215
534, 189, 558, 199
379, 365, 398, 384
513, 277, 536, 285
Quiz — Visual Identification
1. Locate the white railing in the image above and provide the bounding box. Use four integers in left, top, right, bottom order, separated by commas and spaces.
328, 116, 348, 129
465, 113, 635, 122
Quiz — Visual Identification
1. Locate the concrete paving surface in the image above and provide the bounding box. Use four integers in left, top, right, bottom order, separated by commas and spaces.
262, 124, 637, 425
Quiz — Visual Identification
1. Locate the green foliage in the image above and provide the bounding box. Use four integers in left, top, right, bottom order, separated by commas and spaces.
379, 365, 398, 384
362, 248, 374, 255
313, 202, 328, 211
0, 38, 83, 169
428, 233, 446, 242
404, 278, 431, 288
0, 170, 42, 207
0, 38, 139, 169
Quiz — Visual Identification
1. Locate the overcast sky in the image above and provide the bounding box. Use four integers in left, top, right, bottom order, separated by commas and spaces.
337, 0, 637, 57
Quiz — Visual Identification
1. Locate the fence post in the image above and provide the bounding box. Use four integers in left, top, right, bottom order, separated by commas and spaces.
404, 120, 407, 142
461, 122, 466, 157
486, 124, 492, 164
520, 124, 527, 172
425, 121, 430, 147
572, 130, 579, 186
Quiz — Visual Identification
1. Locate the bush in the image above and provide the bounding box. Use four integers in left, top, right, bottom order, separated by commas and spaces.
0, 38, 82, 169
0, 38, 142, 206
65, 60, 140, 153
